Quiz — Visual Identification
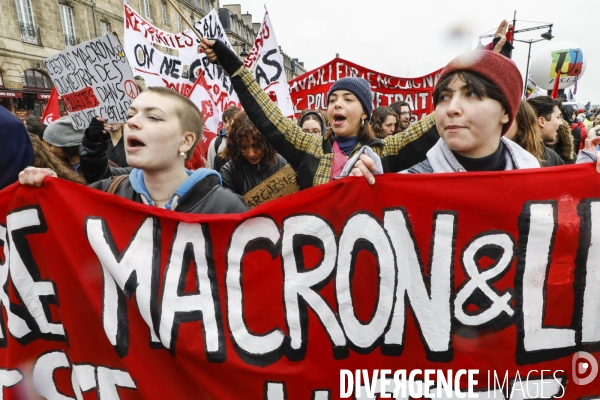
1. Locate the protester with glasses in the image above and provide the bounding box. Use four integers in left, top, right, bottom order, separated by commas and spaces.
298, 109, 327, 136
390, 101, 412, 133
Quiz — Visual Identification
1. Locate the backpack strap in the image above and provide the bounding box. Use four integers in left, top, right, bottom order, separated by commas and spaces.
107, 174, 128, 194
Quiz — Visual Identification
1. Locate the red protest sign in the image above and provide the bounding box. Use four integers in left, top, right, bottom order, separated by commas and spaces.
1, 165, 600, 399
61, 87, 100, 112
289, 58, 442, 120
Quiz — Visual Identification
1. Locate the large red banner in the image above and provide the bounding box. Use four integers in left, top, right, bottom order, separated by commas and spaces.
1, 165, 600, 399
289, 58, 442, 121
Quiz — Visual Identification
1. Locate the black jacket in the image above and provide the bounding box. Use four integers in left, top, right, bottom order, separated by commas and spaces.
89, 174, 249, 214
80, 129, 131, 184
571, 126, 581, 155
108, 136, 128, 168
220, 154, 288, 196
541, 146, 565, 167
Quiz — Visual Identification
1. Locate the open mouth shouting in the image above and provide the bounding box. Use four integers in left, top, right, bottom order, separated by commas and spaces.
333, 113, 347, 127
126, 134, 146, 152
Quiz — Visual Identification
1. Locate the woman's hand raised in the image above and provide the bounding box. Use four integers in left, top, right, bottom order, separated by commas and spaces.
200, 37, 217, 63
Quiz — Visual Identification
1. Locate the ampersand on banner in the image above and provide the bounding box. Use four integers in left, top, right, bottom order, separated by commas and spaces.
454, 233, 515, 326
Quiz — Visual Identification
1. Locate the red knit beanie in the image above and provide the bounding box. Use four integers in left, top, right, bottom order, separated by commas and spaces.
437, 51, 523, 135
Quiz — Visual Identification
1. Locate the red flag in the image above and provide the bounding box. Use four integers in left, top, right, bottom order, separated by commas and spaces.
506, 25, 514, 43
551, 70, 561, 99
40, 87, 60, 125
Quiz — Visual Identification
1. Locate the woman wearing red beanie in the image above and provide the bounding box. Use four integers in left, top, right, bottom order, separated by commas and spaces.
404, 50, 540, 173
346, 50, 541, 177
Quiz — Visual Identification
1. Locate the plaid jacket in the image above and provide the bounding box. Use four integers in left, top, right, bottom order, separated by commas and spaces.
231, 69, 440, 189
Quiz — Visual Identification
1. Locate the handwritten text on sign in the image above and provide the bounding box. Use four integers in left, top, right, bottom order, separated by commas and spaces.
289, 58, 441, 120
43, 33, 137, 129
243, 164, 299, 208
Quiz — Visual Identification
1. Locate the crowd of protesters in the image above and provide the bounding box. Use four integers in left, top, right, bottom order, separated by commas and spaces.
7, 19, 600, 215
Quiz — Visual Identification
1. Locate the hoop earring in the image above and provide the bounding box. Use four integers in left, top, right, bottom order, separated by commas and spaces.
361, 119, 365, 128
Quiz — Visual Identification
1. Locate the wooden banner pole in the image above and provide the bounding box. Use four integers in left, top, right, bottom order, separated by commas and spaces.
165, 0, 203, 40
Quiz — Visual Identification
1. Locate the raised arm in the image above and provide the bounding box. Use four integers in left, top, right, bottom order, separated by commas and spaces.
378, 113, 439, 172
80, 117, 131, 182
200, 38, 321, 170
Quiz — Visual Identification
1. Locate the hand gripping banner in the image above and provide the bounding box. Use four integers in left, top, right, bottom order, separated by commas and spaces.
1, 165, 600, 399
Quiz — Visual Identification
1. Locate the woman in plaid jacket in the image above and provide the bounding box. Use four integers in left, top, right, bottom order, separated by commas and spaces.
200, 37, 439, 190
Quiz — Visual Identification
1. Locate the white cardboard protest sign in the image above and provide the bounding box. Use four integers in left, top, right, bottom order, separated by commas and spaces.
243, 10, 295, 118
43, 33, 138, 130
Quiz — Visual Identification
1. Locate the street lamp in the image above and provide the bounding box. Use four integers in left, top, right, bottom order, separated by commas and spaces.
231, 41, 249, 58
479, 19, 553, 98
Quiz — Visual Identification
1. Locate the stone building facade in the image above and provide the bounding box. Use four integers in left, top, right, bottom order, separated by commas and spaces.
218, 4, 255, 59
0, 0, 306, 118
280, 47, 307, 82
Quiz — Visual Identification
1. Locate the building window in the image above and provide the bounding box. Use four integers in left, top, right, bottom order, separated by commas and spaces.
161, 2, 167, 26
190, 14, 194, 24
101, 21, 110, 36
60, 4, 78, 47
177, 13, 182, 32
143, 0, 150, 19
15, 0, 39, 44
21, 70, 52, 90
0, 72, 4, 88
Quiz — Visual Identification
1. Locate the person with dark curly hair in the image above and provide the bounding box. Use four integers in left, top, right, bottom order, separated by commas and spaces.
370, 107, 398, 139
219, 111, 288, 196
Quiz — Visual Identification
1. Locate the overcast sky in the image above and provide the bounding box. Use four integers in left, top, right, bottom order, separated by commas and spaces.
229, 0, 600, 105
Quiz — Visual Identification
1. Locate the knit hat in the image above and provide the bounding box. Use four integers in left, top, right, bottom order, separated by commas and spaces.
438, 50, 523, 135
327, 77, 373, 119
43, 116, 84, 147
0, 106, 33, 189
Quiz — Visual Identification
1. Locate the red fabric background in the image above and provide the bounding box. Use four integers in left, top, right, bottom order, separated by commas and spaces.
288, 58, 442, 120
0, 164, 599, 399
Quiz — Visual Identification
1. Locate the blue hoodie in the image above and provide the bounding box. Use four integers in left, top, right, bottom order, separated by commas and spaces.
0, 106, 33, 190
128, 168, 222, 210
